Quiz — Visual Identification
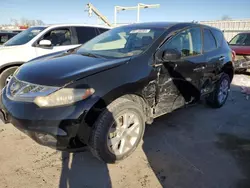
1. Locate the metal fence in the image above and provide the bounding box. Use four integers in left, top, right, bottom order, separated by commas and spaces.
200, 20, 250, 41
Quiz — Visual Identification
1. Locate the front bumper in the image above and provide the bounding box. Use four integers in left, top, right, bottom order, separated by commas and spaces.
0, 88, 92, 151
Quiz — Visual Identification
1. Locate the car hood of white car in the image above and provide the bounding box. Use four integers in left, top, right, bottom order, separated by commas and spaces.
0, 45, 27, 65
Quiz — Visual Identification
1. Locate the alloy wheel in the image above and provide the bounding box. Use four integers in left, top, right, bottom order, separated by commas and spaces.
107, 112, 141, 156
218, 78, 229, 104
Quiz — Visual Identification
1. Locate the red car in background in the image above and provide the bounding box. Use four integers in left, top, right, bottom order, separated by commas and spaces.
229, 32, 250, 72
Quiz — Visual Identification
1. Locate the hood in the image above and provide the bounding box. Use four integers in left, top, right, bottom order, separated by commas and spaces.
230, 45, 250, 55
0, 45, 26, 64
16, 52, 130, 87
0, 44, 24, 51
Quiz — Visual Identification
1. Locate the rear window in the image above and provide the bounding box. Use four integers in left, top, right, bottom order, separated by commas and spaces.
203, 28, 217, 52
211, 29, 224, 48
97, 28, 109, 34
75, 27, 98, 44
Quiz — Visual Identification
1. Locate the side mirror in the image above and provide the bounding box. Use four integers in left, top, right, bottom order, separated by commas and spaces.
38, 40, 52, 47
162, 49, 181, 61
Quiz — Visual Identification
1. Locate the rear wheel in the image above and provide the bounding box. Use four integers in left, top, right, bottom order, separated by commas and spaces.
0, 66, 19, 90
206, 73, 230, 108
89, 98, 145, 163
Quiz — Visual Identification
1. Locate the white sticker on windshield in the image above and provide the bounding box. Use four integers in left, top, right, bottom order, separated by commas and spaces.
130, 29, 151, 34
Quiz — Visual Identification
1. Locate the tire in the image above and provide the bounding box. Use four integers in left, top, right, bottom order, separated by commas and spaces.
206, 73, 230, 108
89, 97, 145, 163
0, 66, 19, 90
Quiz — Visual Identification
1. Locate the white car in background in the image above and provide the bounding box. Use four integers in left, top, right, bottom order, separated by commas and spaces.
0, 24, 110, 90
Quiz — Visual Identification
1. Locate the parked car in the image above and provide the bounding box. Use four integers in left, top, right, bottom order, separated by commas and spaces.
0, 32, 17, 45
0, 22, 234, 163
0, 24, 110, 90
229, 32, 250, 72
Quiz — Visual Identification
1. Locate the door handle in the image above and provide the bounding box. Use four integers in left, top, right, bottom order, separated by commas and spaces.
219, 56, 225, 61
193, 66, 205, 72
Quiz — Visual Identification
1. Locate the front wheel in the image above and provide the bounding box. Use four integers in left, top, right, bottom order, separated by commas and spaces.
0, 66, 19, 91
89, 98, 145, 163
206, 73, 230, 108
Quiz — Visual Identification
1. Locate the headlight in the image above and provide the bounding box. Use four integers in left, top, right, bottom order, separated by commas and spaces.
34, 88, 95, 108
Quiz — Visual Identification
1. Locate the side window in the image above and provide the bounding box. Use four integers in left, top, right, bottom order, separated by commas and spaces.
203, 28, 217, 52
164, 27, 202, 57
0, 34, 9, 44
97, 28, 109, 34
75, 27, 97, 44
210, 29, 224, 48
42, 28, 72, 46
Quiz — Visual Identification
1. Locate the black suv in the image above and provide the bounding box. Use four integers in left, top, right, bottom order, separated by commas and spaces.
0, 22, 234, 163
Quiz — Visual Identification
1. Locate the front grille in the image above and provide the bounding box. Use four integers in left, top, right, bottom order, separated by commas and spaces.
6, 77, 59, 102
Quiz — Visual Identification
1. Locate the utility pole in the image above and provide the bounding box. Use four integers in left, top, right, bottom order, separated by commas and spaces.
114, 3, 160, 26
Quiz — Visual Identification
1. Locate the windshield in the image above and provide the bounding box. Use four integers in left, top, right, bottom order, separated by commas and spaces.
4, 27, 46, 46
229, 33, 250, 46
77, 27, 165, 58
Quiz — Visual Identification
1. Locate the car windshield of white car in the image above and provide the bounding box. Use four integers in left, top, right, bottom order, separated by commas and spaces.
4, 27, 46, 46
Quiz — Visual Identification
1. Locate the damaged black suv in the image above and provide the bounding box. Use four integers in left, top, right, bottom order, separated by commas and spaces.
0, 22, 234, 163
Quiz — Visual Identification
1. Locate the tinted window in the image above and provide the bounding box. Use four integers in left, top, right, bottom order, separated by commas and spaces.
42, 28, 72, 46
211, 29, 224, 48
203, 28, 217, 52
98, 28, 109, 34
164, 27, 202, 57
75, 27, 97, 44
0, 34, 10, 44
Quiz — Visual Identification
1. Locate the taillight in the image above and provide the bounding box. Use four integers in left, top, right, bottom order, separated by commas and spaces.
232, 50, 236, 62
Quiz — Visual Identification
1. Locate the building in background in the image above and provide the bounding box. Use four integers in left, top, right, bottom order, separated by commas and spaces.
200, 20, 250, 41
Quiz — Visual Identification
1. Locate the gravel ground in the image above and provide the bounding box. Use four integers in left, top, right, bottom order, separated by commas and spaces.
0, 74, 250, 188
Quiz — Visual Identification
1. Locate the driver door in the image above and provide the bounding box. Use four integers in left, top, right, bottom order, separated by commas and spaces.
154, 27, 206, 116
34, 27, 78, 57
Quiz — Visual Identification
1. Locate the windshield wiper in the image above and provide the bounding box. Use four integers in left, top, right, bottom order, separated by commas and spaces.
80, 52, 103, 58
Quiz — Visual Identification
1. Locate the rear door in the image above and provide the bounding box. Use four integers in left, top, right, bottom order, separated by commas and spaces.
201, 27, 223, 95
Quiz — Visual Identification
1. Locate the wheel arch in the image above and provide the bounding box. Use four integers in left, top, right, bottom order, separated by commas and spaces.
77, 88, 151, 145
0, 62, 24, 74
221, 61, 234, 82
84, 92, 151, 129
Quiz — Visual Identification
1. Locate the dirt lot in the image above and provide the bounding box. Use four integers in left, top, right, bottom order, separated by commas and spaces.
1, 74, 250, 188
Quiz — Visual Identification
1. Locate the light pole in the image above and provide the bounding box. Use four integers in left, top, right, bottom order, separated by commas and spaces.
114, 3, 160, 26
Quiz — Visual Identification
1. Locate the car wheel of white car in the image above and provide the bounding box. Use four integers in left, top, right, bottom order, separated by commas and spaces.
0, 66, 19, 90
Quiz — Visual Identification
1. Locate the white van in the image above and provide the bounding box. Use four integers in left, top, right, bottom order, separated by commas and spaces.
0, 24, 110, 89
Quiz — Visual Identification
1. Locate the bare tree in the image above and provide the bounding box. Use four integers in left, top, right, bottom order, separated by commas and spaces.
9, 18, 45, 26
221, 15, 232, 20
36, 20, 45, 25
10, 18, 19, 26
